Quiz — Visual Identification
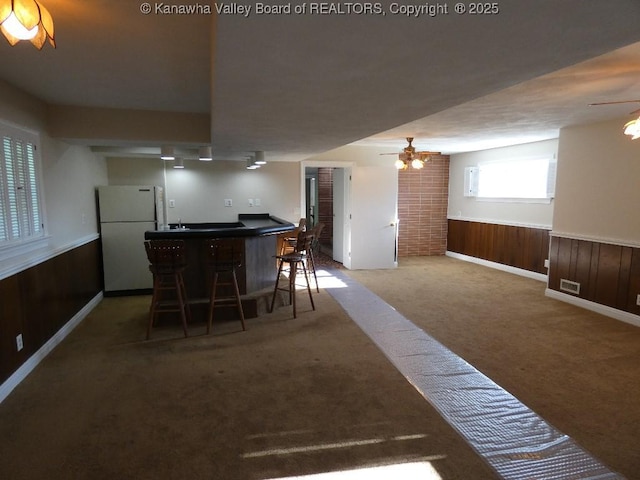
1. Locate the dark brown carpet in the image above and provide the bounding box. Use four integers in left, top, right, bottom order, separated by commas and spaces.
0, 268, 498, 480
347, 256, 640, 479
2, 255, 638, 479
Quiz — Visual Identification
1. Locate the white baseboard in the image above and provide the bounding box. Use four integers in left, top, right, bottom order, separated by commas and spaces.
545, 288, 640, 328
0, 292, 103, 405
445, 251, 548, 283
445, 251, 640, 327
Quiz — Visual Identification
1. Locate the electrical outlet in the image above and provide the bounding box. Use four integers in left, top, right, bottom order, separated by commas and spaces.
224, 199, 232, 207
637, 294, 640, 306
169, 199, 176, 208
16, 334, 23, 352
255, 198, 261, 207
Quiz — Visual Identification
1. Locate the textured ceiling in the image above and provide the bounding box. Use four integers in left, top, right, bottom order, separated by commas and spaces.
1, 0, 640, 161
357, 41, 640, 154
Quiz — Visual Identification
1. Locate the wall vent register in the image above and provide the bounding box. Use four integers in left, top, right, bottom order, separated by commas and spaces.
559, 279, 581, 295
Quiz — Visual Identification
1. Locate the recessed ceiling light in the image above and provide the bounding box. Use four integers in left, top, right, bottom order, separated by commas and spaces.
199, 146, 213, 161
160, 145, 175, 160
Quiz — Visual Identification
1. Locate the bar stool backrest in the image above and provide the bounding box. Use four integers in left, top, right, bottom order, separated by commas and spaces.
144, 240, 187, 272
295, 229, 314, 255
310, 222, 325, 252
206, 239, 243, 271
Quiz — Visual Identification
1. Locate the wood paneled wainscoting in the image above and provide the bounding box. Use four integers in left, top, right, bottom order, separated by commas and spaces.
447, 219, 551, 275
548, 235, 640, 319
0, 239, 102, 395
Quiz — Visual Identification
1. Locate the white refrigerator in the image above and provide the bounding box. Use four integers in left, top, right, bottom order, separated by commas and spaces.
98, 185, 165, 294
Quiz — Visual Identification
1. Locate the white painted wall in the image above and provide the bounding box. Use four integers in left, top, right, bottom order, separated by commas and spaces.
553, 118, 640, 246
42, 141, 107, 249
0, 80, 107, 278
106, 157, 166, 188
107, 157, 301, 224
448, 139, 558, 228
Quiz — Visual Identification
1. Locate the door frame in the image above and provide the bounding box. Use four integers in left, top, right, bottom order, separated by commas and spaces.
301, 161, 353, 269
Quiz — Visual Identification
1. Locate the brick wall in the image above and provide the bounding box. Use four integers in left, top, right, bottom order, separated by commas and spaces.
397, 154, 450, 257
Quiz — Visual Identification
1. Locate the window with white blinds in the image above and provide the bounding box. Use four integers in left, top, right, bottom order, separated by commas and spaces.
0, 124, 43, 245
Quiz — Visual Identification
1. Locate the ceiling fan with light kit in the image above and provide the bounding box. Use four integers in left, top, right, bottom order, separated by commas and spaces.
589, 100, 640, 139
381, 137, 441, 170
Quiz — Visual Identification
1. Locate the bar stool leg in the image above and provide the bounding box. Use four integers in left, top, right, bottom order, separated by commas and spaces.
308, 249, 319, 293
301, 260, 315, 310
174, 272, 189, 338
270, 259, 285, 313
290, 260, 297, 318
178, 271, 191, 325
231, 268, 246, 331
270, 256, 314, 319
206, 272, 219, 334
147, 274, 160, 340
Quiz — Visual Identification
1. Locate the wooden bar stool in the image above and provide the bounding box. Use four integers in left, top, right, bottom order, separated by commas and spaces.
270, 229, 315, 318
306, 222, 325, 293
205, 239, 246, 334
144, 240, 190, 340
280, 217, 306, 255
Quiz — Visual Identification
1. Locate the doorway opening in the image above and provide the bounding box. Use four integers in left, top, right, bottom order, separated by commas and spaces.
303, 165, 351, 268
305, 167, 333, 256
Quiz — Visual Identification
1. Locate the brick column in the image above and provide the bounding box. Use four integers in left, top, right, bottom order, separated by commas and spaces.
397, 154, 450, 256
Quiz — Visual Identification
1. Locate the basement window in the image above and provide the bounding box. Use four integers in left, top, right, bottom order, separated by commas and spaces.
0, 121, 46, 255
464, 156, 556, 203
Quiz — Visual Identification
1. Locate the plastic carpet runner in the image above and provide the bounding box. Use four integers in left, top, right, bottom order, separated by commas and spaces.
324, 268, 624, 480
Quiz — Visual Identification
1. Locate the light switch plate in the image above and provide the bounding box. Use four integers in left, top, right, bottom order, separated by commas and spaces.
224, 199, 232, 207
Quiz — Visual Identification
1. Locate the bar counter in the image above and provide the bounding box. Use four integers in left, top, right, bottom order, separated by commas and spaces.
144, 214, 295, 320
145, 213, 295, 240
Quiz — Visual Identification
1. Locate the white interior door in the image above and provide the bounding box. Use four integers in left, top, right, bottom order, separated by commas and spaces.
335, 167, 352, 268
349, 165, 398, 270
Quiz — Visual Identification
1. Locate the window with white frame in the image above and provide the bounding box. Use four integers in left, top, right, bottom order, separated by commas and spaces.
464, 156, 556, 201
0, 122, 44, 246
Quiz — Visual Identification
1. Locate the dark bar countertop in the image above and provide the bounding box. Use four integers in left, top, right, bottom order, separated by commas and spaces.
144, 213, 295, 239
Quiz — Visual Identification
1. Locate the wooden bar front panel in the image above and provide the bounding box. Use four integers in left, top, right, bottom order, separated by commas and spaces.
180, 236, 278, 301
